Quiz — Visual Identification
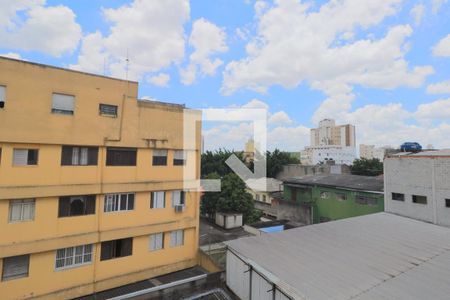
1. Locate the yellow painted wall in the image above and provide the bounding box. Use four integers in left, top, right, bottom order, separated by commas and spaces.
0, 57, 202, 299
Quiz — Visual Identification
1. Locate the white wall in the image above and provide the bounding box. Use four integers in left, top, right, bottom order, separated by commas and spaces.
226, 250, 250, 300
384, 157, 450, 226
226, 250, 294, 300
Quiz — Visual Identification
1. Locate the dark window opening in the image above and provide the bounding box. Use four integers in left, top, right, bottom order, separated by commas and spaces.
412, 195, 427, 205
152, 150, 167, 166
392, 193, 405, 201
446, 199, 450, 208
99, 104, 118, 117
290, 189, 297, 202
61, 146, 98, 166
336, 193, 347, 201
356, 195, 378, 206
27, 149, 38, 165
100, 238, 133, 261
106, 148, 137, 166
58, 195, 96, 217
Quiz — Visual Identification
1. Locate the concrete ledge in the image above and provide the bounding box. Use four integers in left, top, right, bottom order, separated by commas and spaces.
0, 218, 197, 257
28, 259, 198, 300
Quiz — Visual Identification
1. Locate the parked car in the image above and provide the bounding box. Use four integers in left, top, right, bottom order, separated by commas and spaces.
400, 142, 422, 152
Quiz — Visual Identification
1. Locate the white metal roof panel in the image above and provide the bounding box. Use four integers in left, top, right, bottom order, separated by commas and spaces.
226, 213, 450, 300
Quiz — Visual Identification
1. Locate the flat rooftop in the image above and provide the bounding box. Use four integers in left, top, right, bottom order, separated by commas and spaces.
226, 213, 450, 300
283, 174, 384, 192
389, 149, 450, 158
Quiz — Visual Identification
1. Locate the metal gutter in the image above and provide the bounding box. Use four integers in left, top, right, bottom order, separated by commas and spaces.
107, 274, 208, 300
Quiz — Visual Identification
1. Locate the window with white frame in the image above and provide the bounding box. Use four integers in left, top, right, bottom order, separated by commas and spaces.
55, 244, 93, 270
150, 191, 165, 209
104, 193, 135, 212
172, 191, 185, 207
52, 93, 75, 115
13, 149, 38, 166
149, 233, 164, 251
0, 85, 5, 108
1, 255, 29, 281
173, 150, 186, 166
170, 230, 184, 247
9, 199, 35, 222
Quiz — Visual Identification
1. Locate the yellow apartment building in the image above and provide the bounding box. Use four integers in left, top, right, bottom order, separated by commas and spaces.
0, 57, 202, 299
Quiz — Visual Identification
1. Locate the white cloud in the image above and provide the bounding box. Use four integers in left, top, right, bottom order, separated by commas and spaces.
241, 98, 269, 110
410, 4, 425, 26
268, 111, 293, 124
180, 18, 228, 85
71, 0, 189, 80
432, 0, 448, 13
203, 122, 254, 151
148, 73, 170, 87
313, 100, 450, 149
432, 34, 450, 57
416, 98, 450, 120
203, 99, 309, 151
221, 0, 433, 126
426, 80, 450, 94
268, 125, 310, 150
0, 0, 81, 56
0, 52, 22, 59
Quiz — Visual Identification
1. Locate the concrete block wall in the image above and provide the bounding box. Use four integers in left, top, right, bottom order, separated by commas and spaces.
384, 157, 450, 227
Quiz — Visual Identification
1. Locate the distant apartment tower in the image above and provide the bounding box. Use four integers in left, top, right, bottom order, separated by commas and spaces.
310, 119, 355, 147
360, 144, 387, 161
384, 150, 450, 227
301, 119, 356, 165
0, 58, 201, 299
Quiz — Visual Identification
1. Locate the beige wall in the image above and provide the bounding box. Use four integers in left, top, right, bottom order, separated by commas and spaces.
0, 57, 202, 299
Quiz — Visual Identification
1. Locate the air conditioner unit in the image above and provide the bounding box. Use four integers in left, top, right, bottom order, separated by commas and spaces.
174, 205, 184, 213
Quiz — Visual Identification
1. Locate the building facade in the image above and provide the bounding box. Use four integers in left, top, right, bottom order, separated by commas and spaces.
384, 150, 450, 227
246, 178, 283, 218
301, 145, 356, 165
0, 58, 202, 299
302, 119, 356, 165
282, 174, 384, 224
360, 144, 387, 161
310, 118, 355, 147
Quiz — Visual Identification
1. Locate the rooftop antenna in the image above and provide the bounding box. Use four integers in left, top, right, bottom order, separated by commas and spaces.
125, 49, 129, 82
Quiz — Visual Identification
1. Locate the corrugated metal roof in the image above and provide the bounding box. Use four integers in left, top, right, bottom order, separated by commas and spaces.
226, 213, 450, 300
283, 174, 384, 192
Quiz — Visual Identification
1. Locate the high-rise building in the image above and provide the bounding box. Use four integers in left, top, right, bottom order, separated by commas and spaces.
0, 57, 201, 299
302, 119, 356, 165
310, 119, 355, 147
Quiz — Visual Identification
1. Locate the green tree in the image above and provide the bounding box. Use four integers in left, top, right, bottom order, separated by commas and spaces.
350, 158, 383, 176
201, 149, 247, 178
200, 172, 221, 220
201, 173, 262, 224
266, 149, 300, 178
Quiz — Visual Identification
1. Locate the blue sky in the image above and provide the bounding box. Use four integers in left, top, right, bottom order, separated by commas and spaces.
1, 0, 450, 151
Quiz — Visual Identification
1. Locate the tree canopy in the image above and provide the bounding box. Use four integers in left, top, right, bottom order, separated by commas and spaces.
265, 149, 300, 178
350, 158, 383, 176
201, 173, 262, 224
201, 149, 247, 178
